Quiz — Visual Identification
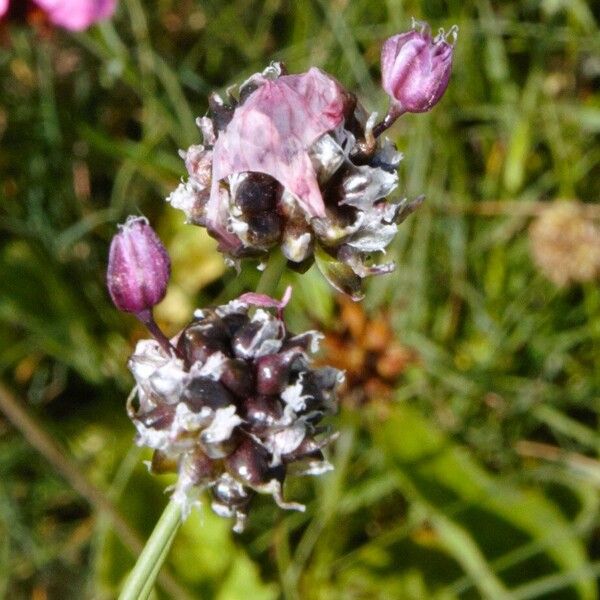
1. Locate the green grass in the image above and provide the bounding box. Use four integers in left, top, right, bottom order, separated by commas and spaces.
1, 0, 600, 598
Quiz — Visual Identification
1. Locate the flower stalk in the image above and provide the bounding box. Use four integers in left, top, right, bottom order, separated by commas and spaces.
372, 105, 406, 140
119, 499, 182, 600
256, 249, 288, 295
136, 308, 180, 358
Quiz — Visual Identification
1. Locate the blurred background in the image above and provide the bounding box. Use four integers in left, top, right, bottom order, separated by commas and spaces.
1, 0, 600, 598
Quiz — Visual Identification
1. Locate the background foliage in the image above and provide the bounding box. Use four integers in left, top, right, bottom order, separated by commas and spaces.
1, 0, 600, 598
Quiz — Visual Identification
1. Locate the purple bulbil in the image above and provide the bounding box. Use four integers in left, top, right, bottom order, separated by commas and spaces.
107, 216, 170, 315
381, 20, 457, 115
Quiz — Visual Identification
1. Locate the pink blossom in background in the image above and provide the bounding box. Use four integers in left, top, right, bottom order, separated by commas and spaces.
206, 67, 349, 239
33, 0, 117, 31
0, 0, 8, 18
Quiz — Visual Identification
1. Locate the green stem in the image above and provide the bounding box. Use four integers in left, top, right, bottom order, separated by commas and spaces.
119, 499, 182, 600
256, 249, 288, 296
136, 523, 180, 600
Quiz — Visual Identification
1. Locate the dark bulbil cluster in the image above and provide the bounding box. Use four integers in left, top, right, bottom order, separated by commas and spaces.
168, 63, 423, 300
166, 19, 458, 300
127, 294, 342, 532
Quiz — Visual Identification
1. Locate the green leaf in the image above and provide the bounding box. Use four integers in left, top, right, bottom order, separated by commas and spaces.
372, 406, 597, 600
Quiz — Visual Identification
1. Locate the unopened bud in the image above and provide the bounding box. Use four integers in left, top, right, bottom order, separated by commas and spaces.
107, 216, 170, 315
381, 20, 457, 114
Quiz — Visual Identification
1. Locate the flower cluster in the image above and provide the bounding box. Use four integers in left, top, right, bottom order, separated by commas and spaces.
320, 296, 417, 406
166, 21, 456, 299
168, 63, 418, 300
529, 201, 600, 287
107, 19, 456, 532
127, 291, 342, 532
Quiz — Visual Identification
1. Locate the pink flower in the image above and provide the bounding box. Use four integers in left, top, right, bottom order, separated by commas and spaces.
381, 20, 457, 114
34, 0, 117, 30
0, 0, 117, 30
206, 68, 350, 243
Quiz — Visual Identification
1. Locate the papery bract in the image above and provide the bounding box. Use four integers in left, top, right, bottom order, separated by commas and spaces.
238, 285, 292, 317
207, 67, 349, 241
107, 216, 171, 315
168, 57, 428, 299
381, 20, 456, 113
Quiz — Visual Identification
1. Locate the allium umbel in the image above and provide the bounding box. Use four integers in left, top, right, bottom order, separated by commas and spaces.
127, 291, 343, 532
529, 202, 600, 287
168, 62, 426, 300
381, 19, 457, 116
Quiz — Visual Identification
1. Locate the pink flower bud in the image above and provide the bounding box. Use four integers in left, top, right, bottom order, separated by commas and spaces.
32, 0, 117, 31
381, 20, 457, 114
107, 216, 170, 315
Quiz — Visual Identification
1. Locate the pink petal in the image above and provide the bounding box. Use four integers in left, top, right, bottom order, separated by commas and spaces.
33, 0, 117, 31
207, 67, 348, 238
387, 36, 430, 99
381, 31, 425, 97
0, 0, 9, 18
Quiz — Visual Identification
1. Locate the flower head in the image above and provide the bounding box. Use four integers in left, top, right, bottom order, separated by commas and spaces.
127, 291, 342, 531
381, 19, 457, 114
168, 62, 423, 300
319, 296, 417, 407
107, 216, 171, 316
